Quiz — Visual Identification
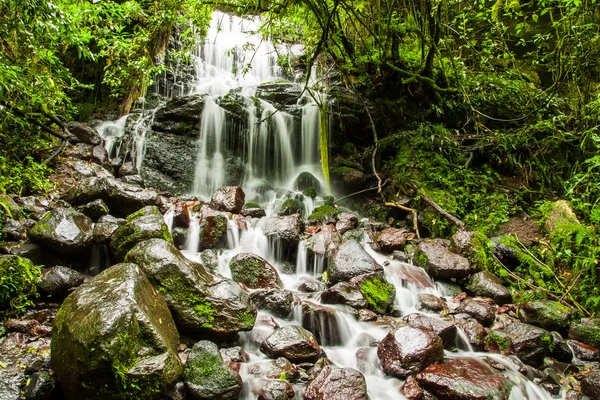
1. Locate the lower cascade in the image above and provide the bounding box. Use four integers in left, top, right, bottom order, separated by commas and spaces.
3, 9, 599, 400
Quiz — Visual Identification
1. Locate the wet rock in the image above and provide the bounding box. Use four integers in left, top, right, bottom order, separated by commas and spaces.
77, 199, 110, 220
293, 172, 321, 193
92, 144, 110, 167
301, 302, 342, 346
331, 166, 366, 190
414, 240, 471, 279
5, 319, 39, 333
321, 282, 369, 309
376, 228, 415, 252
255, 82, 302, 107
326, 240, 382, 285
304, 365, 367, 400
3, 218, 26, 241
335, 212, 358, 235
416, 358, 512, 400
454, 317, 487, 350
306, 225, 341, 258
403, 313, 456, 347
250, 289, 294, 317
278, 198, 304, 216
93, 216, 124, 244
350, 273, 395, 314
121, 174, 145, 186
0, 194, 22, 218
581, 370, 600, 398
377, 326, 444, 378
357, 309, 378, 322
252, 379, 295, 400
18, 196, 50, 220
38, 266, 85, 299
184, 340, 242, 400
466, 271, 512, 305
307, 205, 338, 224
51, 263, 182, 399
210, 186, 245, 214
569, 317, 600, 348
0, 242, 57, 267
66, 121, 102, 145
125, 239, 256, 335
297, 280, 326, 293
22, 370, 55, 400
549, 331, 573, 363
220, 346, 250, 364
110, 206, 172, 261
241, 207, 267, 218
266, 357, 301, 382
29, 207, 93, 255
416, 294, 446, 313
568, 340, 599, 361
197, 209, 228, 249
229, 253, 282, 289
118, 161, 138, 177
519, 300, 575, 333
64, 175, 161, 216
257, 215, 303, 250
401, 375, 427, 400
199, 249, 219, 272
261, 325, 321, 363
503, 322, 553, 366
456, 298, 496, 327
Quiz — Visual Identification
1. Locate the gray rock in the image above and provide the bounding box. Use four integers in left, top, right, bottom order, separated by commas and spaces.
29, 207, 93, 255
152, 95, 206, 135
0, 194, 22, 218
326, 240, 382, 285
304, 366, 367, 400
38, 266, 85, 299
466, 271, 512, 305
321, 282, 368, 309
403, 313, 456, 347
3, 218, 26, 241
549, 331, 573, 363
250, 289, 294, 317
503, 322, 553, 366
261, 325, 321, 363
77, 199, 110, 220
184, 341, 242, 400
257, 215, 303, 250
519, 300, 575, 333
335, 212, 358, 235
66, 121, 102, 145
51, 263, 182, 399
118, 161, 138, 177
306, 225, 341, 258
125, 238, 256, 335
293, 172, 321, 193
252, 379, 295, 400
569, 317, 600, 348
0, 242, 59, 267
414, 240, 471, 279
416, 294, 446, 313
91, 145, 110, 167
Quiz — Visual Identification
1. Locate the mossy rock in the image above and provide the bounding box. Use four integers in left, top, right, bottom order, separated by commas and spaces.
519, 300, 576, 333
244, 202, 262, 209
29, 207, 94, 256
352, 273, 396, 315
569, 318, 600, 348
110, 206, 172, 261
199, 213, 228, 249
279, 198, 305, 216
0, 194, 21, 219
308, 205, 338, 222
485, 331, 512, 353
0, 255, 42, 314
303, 187, 317, 199
184, 340, 242, 399
51, 263, 182, 400
293, 172, 321, 194
228, 253, 282, 289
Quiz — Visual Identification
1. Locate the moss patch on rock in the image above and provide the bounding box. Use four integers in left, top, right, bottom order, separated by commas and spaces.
357, 274, 395, 314
308, 205, 338, 221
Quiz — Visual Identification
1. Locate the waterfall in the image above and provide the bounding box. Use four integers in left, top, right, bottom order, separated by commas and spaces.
96, 115, 129, 159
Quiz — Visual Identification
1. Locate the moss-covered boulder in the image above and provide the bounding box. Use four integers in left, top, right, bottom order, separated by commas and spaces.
519, 300, 576, 333
198, 208, 229, 249
278, 198, 305, 216
110, 206, 172, 261
29, 207, 93, 255
569, 318, 600, 348
307, 205, 338, 223
125, 239, 256, 335
0, 255, 42, 314
0, 194, 21, 219
51, 263, 182, 400
544, 200, 580, 234
466, 271, 512, 305
414, 240, 471, 279
77, 199, 110, 220
184, 341, 242, 400
326, 240, 383, 285
321, 282, 369, 309
490, 322, 553, 367
293, 172, 321, 194
228, 253, 282, 289
350, 273, 396, 314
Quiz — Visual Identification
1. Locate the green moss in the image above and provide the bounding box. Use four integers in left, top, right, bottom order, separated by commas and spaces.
308, 205, 338, 221
161, 225, 172, 243
160, 276, 216, 329
0, 255, 42, 315
280, 198, 304, 215
541, 333, 554, 352
471, 231, 498, 272
341, 143, 357, 156
414, 249, 429, 267
359, 275, 395, 314
485, 331, 512, 352
239, 309, 256, 328
244, 202, 262, 209
302, 187, 317, 199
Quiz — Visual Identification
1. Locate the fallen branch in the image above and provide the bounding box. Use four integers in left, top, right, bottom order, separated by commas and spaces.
410, 184, 466, 231
335, 184, 385, 204
384, 202, 420, 239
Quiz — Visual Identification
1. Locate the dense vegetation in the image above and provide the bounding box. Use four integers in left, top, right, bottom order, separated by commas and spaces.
0, 0, 599, 313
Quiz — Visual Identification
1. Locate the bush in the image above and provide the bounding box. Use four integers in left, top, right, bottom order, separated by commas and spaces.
0, 255, 42, 315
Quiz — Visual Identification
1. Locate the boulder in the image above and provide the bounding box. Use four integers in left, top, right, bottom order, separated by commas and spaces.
210, 186, 245, 214
335, 212, 358, 235
51, 263, 182, 400
93, 215, 124, 244
257, 215, 303, 250
152, 95, 206, 135
519, 300, 575, 333
77, 199, 110, 220
0, 242, 58, 267
38, 266, 85, 300
568, 340, 599, 361
278, 198, 304, 216
321, 282, 369, 309
3, 218, 26, 241
66, 121, 102, 145
306, 225, 341, 258
29, 207, 93, 255
198, 210, 228, 249
255, 82, 303, 107
414, 240, 471, 279
502, 322, 553, 366
416, 358, 512, 400
301, 302, 342, 346
118, 162, 138, 177
403, 313, 456, 347
184, 341, 242, 400
304, 366, 367, 400
456, 298, 496, 327
466, 271, 512, 305
252, 379, 295, 400
229, 253, 282, 289
220, 346, 250, 364
293, 172, 321, 193
92, 145, 110, 167
125, 239, 256, 335
250, 289, 294, 317
0, 194, 22, 219
569, 317, 600, 348
377, 326, 444, 378
544, 200, 579, 233
0, 255, 41, 312
416, 294, 446, 313
350, 273, 396, 314
376, 228, 415, 252
326, 240, 382, 285
454, 317, 487, 350
549, 331, 573, 363
261, 325, 321, 363
110, 206, 172, 261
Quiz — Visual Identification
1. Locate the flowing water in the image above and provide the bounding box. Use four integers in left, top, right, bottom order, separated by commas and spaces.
95, 10, 562, 400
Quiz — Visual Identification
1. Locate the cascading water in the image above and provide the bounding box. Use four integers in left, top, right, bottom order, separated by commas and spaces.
96, 115, 129, 159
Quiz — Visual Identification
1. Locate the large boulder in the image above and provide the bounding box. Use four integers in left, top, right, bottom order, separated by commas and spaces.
321, 282, 369, 309
376, 228, 415, 252
152, 94, 206, 135
125, 239, 256, 335
184, 341, 242, 400
228, 253, 282, 289
306, 225, 341, 258
414, 240, 471, 279
304, 365, 367, 400
326, 240, 382, 285
455, 298, 496, 327
110, 206, 172, 261
210, 186, 245, 214
544, 200, 579, 234
465, 272, 512, 305
257, 215, 303, 250
416, 358, 512, 400
261, 325, 321, 363
488, 322, 552, 367
51, 263, 182, 400
569, 317, 600, 348
293, 172, 321, 193
29, 207, 93, 255
519, 300, 575, 333
66, 121, 102, 145
250, 289, 294, 317
377, 326, 444, 378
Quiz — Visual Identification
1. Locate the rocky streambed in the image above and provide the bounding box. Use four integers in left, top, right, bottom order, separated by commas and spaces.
1, 125, 600, 400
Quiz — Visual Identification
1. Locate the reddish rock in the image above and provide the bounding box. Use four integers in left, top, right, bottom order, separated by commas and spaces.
403, 313, 456, 348
304, 365, 367, 400
261, 326, 321, 363
376, 228, 416, 252
568, 340, 599, 361
252, 379, 295, 400
401, 375, 426, 400
210, 186, 245, 213
416, 294, 446, 313
456, 298, 496, 327
414, 240, 471, 279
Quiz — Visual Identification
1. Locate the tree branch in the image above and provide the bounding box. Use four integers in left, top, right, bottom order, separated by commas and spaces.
410, 184, 466, 230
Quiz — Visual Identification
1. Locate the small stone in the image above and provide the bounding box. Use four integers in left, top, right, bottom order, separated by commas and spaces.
261, 325, 321, 363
